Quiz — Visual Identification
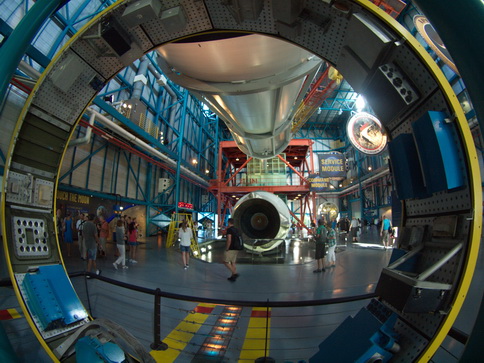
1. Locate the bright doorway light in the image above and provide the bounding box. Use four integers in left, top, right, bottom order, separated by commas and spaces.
355, 94, 366, 111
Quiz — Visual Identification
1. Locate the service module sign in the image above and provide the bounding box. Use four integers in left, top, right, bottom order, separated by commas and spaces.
318, 152, 346, 179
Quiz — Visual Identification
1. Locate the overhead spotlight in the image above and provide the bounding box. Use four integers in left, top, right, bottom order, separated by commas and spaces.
232, 195, 236, 198
122, 103, 128, 108
294, 156, 298, 160
339, 183, 343, 187
205, 169, 209, 174
236, 158, 240, 161
192, 159, 198, 164
120, 206, 124, 211
368, 166, 372, 171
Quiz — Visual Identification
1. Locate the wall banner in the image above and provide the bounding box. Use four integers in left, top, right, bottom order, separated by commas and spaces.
318, 152, 346, 179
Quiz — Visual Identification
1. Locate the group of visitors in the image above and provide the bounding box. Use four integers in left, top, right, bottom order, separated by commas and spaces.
176, 218, 241, 282
57, 209, 141, 275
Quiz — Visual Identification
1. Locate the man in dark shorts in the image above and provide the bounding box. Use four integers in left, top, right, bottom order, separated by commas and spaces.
314, 219, 327, 273
84, 213, 101, 276
224, 218, 240, 281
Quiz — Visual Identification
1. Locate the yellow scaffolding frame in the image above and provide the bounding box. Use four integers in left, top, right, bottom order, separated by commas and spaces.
166, 213, 201, 257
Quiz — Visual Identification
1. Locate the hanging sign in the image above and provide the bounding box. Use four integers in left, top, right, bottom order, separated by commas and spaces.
308, 173, 332, 192
318, 152, 346, 179
347, 112, 387, 155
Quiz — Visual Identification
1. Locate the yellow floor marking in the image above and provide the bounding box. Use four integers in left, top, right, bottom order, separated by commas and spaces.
239, 307, 271, 362
7, 308, 22, 319
150, 303, 215, 362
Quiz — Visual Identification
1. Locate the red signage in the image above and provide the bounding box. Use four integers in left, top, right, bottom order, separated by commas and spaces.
178, 202, 193, 210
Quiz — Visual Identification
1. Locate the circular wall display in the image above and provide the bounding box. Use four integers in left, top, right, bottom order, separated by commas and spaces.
347, 112, 387, 155
413, 15, 459, 74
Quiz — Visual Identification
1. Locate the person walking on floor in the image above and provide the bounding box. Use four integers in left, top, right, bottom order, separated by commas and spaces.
313, 219, 328, 273
350, 217, 359, 242
76, 213, 86, 260
128, 217, 138, 263
84, 213, 101, 276
113, 219, 128, 270
326, 222, 337, 268
224, 218, 241, 281
178, 220, 193, 269
380, 215, 393, 248
63, 213, 74, 257
98, 215, 109, 254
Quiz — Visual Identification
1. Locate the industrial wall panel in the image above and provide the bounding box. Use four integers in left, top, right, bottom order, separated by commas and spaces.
100, 147, 114, 194
70, 29, 145, 80
127, 156, 140, 200
141, 0, 212, 45
280, 1, 350, 65
405, 189, 471, 216
69, 144, 91, 189
391, 318, 428, 363
137, 159, 148, 199
31, 50, 104, 125
86, 148, 105, 193
385, 43, 442, 132
205, 0, 276, 34
115, 153, 129, 197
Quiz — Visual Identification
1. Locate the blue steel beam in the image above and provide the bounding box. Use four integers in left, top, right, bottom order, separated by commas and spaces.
47, 0, 93, 59
59, 142, 108, 182
121, 151, 147, 202
0, 0, 55, 86
174, 90, 189, 214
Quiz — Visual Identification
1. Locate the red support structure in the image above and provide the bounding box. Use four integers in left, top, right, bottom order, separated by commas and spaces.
209, 140, 316, 229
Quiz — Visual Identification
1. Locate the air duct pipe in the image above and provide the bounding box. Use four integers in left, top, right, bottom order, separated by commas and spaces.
232, 191, 291, 253
156, 34, 322, 159
131, 56, 150, 100
69, 109, 95, 147
88, 108, 209, 187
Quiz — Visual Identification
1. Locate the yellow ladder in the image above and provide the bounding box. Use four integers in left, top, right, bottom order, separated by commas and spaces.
166, 213, 201, 257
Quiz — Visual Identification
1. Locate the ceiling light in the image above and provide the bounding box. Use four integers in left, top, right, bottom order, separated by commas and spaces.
192, 159, 198, 164
368, 166, 372, 171
236, 158, 240, 161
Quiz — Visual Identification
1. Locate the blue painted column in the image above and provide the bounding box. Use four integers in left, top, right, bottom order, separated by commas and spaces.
0, 0, 64, 103
174, 90, 189, 214
412, 0, 484, 133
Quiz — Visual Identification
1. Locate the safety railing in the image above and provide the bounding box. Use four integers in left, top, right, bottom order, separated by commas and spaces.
0, 274, 471, 362
67, 271, 377, 362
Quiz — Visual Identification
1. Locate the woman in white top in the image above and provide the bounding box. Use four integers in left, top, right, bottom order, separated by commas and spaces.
178, 220, 193, 269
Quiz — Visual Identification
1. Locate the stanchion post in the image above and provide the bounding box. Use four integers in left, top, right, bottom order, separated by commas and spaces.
255, 299, 275, 363
150, 288, 168, 350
